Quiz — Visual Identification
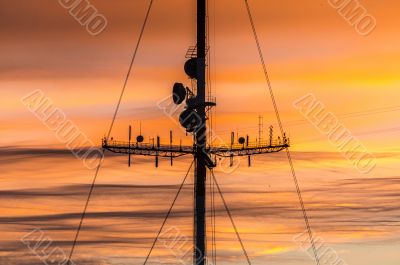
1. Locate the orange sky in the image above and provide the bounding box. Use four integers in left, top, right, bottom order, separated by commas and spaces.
1, 0, 400, 264
1, 0, 400, 150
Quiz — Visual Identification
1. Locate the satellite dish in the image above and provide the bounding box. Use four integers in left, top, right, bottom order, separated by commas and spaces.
179, 109, 200, 132
172, 83, 187, 105
136, 135, 144, 143
184, 58, 197, 79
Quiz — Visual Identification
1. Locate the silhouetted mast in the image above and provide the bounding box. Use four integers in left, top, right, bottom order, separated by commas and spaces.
102, 1, 289, 264
194, 0, 207, 264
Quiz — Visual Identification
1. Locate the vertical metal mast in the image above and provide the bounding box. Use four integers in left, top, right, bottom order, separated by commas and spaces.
195, 0, 207, 264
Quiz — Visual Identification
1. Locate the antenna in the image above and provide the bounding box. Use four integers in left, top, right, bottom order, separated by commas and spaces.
258, 115, 263, 144
247, 135, 251, 167
137, 123, 144, 143
155, 136, 160, 168
102, 52, 289, 265
269, 125, 273, 146
128, 125, 132, 167
230, 132, 234, 167
170, 130, 173, 166
63, 0, 321, 263
101, 1, 290, 264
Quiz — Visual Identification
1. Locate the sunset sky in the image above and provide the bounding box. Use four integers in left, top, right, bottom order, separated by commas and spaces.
1, 0, 399, 264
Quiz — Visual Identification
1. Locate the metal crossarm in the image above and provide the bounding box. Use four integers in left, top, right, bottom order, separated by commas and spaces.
102, 139, 289, 159
102, 139, 194, 158
209, 142, 289, 157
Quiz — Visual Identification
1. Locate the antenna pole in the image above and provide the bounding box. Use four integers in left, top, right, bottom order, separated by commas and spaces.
194, 0, 207, 264
128, 125, 132, 167
258, 115, 263, 144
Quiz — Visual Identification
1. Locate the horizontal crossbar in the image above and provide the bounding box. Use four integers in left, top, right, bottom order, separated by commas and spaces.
102, 139, 289, 158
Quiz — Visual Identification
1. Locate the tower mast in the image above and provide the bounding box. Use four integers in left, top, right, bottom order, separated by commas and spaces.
102, 2, 290, 263
194, 0, 207, 264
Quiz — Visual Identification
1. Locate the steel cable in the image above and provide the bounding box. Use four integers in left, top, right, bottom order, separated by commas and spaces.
67, 1, 154, 264
244, 1, 321, 264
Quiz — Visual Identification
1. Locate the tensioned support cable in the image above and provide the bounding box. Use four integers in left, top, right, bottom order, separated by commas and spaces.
107, 0, 155, 138
67, 1, 155, 264
143, 159, 194, 265
243, 1, 320, 264
211, 171, 217, 265
210, 169, 252, 265
208, 168, 217, 265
